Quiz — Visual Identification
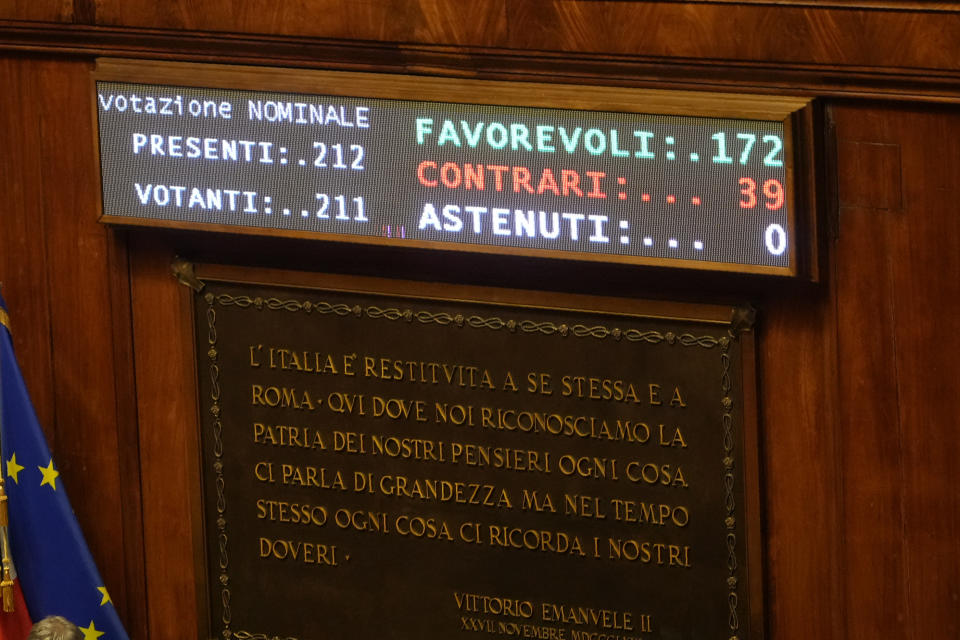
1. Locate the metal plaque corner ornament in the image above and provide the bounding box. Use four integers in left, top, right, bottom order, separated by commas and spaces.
191, 272, 764, 640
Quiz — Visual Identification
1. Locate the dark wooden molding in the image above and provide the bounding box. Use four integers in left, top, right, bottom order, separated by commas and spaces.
2, 21, 960, 102
675, 0, 960, 11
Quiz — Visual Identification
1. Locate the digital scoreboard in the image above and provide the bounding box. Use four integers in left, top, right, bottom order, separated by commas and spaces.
94, 60, 815, 275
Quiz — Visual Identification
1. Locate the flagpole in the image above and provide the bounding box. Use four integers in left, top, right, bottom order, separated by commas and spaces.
0, 300, 16, 612
0, 488, 13, 613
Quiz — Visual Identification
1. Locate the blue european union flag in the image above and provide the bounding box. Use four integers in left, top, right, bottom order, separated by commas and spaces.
0, 296, 130, 639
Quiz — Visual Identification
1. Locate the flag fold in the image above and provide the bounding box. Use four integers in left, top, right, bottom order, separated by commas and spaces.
0, 296, 129, 639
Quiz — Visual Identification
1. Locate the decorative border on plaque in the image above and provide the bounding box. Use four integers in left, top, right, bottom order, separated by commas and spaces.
211, 293, 724, 347
720, 337, 740, 640
202, 289, 746, 640
234, 632, 299, 640
204, 296, 235, 639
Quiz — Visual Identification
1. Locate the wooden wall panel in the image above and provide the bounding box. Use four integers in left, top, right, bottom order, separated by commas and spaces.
0, 57, 57, 443
33, 57, 147, 635
832, 104, 960, 639
94, 0, 509, 48
82, 0, 960, 73
884, 109, 960, 640
758, 287, 843, 639
507, 1, 960, 70
103, 229, 149, 639
6, 5, 960, 103
33, 56, 121, 561
129, 241, 201, 639
0, 55, 147, 635
836, 199, 907, 637
0, 0, 72, 23
834, 111, 906, 637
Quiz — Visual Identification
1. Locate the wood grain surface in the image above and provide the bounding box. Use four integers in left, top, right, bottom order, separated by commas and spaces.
3, 1, 960, 77
0, 2, 957, 638
0, 57, 148, 636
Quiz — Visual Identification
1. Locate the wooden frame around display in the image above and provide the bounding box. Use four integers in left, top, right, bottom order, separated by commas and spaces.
93, 58, 818, 278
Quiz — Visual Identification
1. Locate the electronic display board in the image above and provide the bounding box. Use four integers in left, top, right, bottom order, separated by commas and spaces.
94, 60, 814, 275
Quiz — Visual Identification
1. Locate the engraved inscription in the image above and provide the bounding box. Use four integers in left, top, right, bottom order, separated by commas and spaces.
195, 284, 756, 640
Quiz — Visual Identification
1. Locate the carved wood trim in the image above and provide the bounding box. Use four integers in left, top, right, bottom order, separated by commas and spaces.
2, 21, 960, 103
678, 0, 960, 11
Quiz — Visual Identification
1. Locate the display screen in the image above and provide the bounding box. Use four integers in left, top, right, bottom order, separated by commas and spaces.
96, 79, 796, 272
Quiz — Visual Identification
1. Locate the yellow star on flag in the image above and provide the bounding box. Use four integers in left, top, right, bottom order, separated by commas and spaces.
98, 586, 112, 606
6, 453, 23, 484
38, 459, 59, 491
79, 621, 104, 640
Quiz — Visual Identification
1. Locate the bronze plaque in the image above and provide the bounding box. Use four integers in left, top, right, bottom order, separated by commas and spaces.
193, 271, 762, 640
